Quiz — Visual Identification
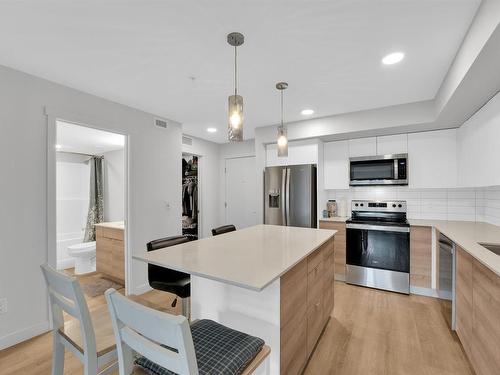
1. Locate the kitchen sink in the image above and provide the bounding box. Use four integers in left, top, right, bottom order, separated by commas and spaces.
478, 242, 500, 256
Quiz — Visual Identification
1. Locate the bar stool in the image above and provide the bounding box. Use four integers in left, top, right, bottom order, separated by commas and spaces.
105, 289, 270, 375
211, 224, 236, 236
146, 235, 191, 318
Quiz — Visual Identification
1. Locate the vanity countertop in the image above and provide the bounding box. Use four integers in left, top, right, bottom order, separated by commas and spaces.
94, 221, 125, 230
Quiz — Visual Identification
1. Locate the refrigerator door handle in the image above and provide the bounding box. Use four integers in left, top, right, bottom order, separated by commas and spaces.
286, 167, 291, 226
281, 168, 287, 225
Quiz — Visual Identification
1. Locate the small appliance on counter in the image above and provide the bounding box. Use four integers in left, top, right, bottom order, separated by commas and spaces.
326, 200, 337, 217
345, 200, 410, 294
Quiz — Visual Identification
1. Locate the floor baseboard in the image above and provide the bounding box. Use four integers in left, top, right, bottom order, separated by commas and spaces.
0, 321, 50, 350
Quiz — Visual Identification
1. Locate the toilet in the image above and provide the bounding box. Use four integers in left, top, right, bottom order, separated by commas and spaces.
68, 241, 96, 274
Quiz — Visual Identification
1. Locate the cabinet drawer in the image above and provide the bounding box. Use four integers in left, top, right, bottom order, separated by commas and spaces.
281, 260, 308, 327
307, 296, 324, 356
101, 227, 124, 241
322, 240, 334, 260
281, 311, 307, 375
308, 247, 323, 273
307, 261, 324, 305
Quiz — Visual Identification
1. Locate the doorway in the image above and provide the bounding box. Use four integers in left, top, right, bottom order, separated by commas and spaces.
182, 154, 199, 240
225, 156, 258, 229
52, 120, 128, 298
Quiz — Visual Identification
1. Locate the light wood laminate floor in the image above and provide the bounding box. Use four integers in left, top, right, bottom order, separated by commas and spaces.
304, 282, 474, 375
0, 281, 473, 375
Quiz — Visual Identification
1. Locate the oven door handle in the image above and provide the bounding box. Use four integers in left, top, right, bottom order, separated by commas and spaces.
346, 223, 410, 233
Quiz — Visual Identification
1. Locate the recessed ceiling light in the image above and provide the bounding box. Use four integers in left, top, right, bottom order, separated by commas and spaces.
301, 109, 314, 116
207, 127, 217, 133
55, 144, 62, 149
382, 52, 405, 65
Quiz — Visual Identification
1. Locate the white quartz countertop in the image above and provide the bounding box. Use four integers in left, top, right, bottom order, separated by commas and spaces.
410, 219, 500, 277
319, 217, 348, 222
134, 224, 336, 291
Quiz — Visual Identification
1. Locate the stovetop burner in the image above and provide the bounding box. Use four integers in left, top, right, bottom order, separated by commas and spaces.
347, 200, 409, 226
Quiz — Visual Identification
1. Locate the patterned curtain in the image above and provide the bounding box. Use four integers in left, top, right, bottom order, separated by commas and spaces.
83, 156, 104, 242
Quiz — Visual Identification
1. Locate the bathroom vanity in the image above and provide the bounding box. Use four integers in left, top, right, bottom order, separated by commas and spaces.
95, 222, 125, 284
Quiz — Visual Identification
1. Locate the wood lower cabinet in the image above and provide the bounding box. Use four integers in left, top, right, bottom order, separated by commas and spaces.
471, 260, 500, 375
280, 237, 335, 375
96, 225, 125, 284
455, 246, 473, 359
409, 226, 432, 288
319, 220, 345, 279
455, 245, 500, 375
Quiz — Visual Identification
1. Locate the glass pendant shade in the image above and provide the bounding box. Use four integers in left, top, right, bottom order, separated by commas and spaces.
228, 94, 243, 142
277, 125, 288, 157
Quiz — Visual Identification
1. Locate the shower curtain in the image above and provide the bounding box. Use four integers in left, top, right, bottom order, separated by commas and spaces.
83, 156, 104, 242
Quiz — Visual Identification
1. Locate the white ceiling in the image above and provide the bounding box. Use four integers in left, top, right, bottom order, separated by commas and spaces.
0, 0, 481, 143
57, 121, 125, 155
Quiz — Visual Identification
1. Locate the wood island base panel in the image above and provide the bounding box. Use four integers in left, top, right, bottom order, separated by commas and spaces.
190, 236, 335, 375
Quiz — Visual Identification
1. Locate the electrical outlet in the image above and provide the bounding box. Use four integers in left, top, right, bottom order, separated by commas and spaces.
0, 298, 7, 314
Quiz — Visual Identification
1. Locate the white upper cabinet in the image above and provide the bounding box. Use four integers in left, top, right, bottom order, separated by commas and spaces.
323, 140, 349, 190
407, 129, 458, 188
348, 137, 376, 157
265, 141, 318, 167
376, 134, 408, 155
265, 144, 287, 167
457, 92, 500, 187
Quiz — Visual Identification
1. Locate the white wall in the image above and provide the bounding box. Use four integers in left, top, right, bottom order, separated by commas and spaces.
56, 153, 90, 270
103, 149, 125, 222
182, 135, 221, 238
0, 65, 182, 349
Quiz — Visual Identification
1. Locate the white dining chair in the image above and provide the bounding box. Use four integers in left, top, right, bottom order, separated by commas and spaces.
41, 264, 118, 375
105, 288, 270, 375
105, 288, 198, 375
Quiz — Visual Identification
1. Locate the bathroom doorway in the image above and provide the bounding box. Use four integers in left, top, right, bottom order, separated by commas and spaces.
54, 120, 127, 297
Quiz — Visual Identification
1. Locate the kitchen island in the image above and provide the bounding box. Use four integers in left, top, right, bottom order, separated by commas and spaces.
134, 224, 336, 375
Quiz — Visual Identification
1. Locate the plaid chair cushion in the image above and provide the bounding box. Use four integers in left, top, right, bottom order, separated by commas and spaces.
135, 319, 265, 375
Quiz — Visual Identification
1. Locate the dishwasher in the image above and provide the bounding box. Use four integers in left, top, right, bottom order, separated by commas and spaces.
438, 233, 455, 330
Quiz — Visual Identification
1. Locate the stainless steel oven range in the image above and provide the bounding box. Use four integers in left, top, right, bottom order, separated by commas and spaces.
346, 200, 410, 294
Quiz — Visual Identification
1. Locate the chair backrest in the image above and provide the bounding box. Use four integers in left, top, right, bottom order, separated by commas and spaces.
146, 236, 190, 287
211, 225, 236, 236
147, 235, 189, 251
105, 289, 198, 375
40, 264, 97, 358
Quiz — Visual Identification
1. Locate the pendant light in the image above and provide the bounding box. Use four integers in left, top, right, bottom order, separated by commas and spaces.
276, 82, 288, 157
227, 32, 244, 142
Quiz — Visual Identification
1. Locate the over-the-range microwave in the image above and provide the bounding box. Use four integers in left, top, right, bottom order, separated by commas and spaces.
349, 153, 408, 186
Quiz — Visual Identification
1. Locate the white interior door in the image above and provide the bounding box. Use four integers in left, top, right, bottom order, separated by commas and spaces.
225, 156, 258, 229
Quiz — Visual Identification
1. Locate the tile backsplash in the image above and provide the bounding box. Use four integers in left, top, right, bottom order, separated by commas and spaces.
325, 186, 500, 225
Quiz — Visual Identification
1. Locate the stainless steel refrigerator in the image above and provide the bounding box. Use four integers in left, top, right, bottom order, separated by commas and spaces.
264, 164, 317, 228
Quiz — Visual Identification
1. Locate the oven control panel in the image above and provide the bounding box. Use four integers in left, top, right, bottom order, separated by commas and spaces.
351, 200, 407, 213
